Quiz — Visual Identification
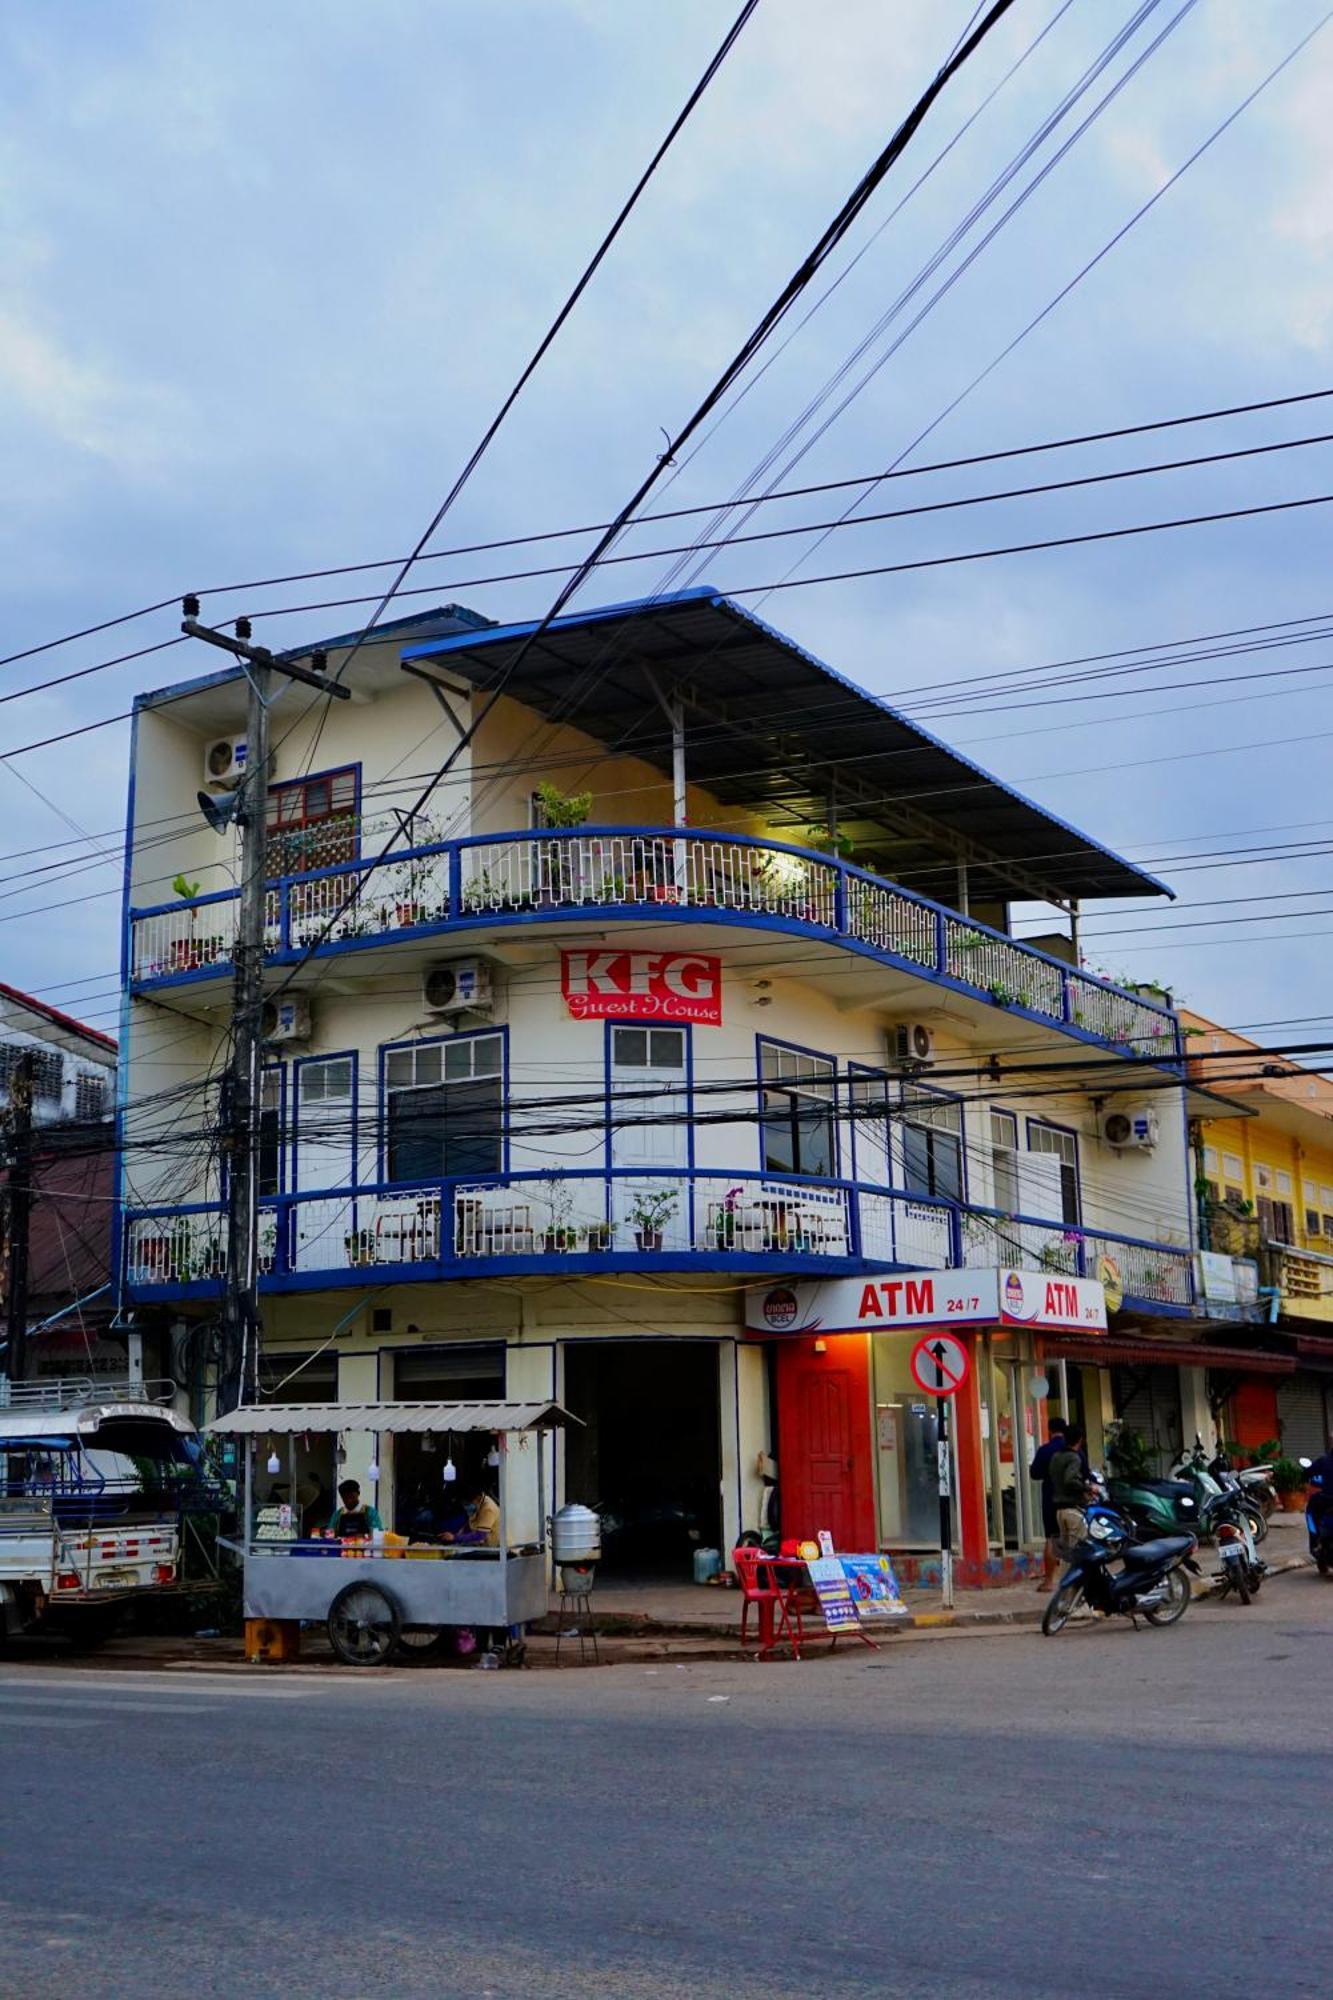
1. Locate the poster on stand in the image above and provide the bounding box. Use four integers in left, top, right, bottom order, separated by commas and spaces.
840, 1553, 908, 1621
805, 1555, 860, 1631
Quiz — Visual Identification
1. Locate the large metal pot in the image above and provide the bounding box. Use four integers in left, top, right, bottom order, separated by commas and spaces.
551, 1502, 602, 1566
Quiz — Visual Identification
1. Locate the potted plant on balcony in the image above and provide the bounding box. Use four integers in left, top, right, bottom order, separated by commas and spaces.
167, 875, 203, 972
1272, 1457, 1310, 1511
540, 1174, 579, 1252
586, 1218, 614, 1252
714, 1186, 744, 1251
630, 1187, 677, 1252
343, 1226, 376, 1267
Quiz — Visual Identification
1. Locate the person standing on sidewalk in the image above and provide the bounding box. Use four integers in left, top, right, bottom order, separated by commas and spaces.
1049, 1425, 1093, 1556
1031, 1415, 1071, 1590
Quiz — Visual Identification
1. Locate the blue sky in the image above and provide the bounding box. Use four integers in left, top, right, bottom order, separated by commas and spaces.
3, 0, 1333, 1042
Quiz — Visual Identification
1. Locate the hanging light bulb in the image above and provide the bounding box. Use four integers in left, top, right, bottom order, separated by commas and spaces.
487, 1446, 501, 1469
442, 1456, 457, 1483
266, 1446, 281, 1476
367, 1457, 380, 1483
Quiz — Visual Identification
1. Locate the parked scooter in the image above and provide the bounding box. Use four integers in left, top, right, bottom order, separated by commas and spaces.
1042, 1502, 1199, 1635
1208, 1443, 1277, 1521
1106, 1469, 1202, 1542
1171, 1436, 1267, 1545
1298, 1457, 1333, 1576
1211, 1516, 1267, 1604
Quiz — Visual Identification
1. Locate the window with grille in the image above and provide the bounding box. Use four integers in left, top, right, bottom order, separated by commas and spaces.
1027, 1120, 1081, 1225
0, 1042, 63, 1101
759, 1041, 836, 1179
1306, 1208, 1322, 1238
259, 1068, 283, 1198
74, 1071, 107, 1121
385, 1033, 503, 1181
267, 768, 358, 877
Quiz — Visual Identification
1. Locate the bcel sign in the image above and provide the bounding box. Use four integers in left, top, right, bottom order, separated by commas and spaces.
561, 949, 722, 1024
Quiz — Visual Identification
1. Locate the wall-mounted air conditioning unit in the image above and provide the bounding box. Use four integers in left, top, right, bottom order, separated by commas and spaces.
423, 959, 493, 1017
261, 996, 312, 1045
202, 737, 248, 791
890, 1021, 935, 1068
1101, 1107, 1159, 1152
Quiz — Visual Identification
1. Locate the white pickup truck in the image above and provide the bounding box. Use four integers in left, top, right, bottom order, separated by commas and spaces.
0, 1387, 202, 1643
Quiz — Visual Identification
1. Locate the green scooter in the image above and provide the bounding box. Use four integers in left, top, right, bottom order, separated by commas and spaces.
1106, 1471, 1202, 1541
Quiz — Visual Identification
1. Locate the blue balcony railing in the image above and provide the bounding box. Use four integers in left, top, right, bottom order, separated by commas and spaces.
127, 825, 1181, 1060
121, 1167, 1195, 1310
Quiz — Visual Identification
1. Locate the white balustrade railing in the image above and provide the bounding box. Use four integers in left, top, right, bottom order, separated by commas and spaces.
128, 826, 1177, 1063
845, 877, 937, 967
943, 917, 1064, 1019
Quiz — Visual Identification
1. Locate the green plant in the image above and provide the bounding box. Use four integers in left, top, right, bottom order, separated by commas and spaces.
172, 873, 201, 901
986, 981, 1014, 1006
534, 780, 592, 828
1252, 1437, 1281, 1463
804, 822, 854, 860
1105, 1423, 1155, 1481
1272, 1456, 1308, 1495
629, 1186, 678, 1239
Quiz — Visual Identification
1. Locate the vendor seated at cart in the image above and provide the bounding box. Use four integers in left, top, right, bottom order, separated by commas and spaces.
452, 1481, 500, 1548
326, 1479, 383, 1539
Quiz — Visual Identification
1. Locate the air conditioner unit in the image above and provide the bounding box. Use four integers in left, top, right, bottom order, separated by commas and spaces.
1101, 1107, 1159, 1152
890, 1021, 935, 1068
423, 958, 493, 1017
202, 736, 248, 791
261, 996, 312, 1045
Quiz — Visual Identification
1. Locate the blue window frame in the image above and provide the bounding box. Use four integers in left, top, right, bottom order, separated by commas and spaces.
758, 1037, 837, 1179
258, 1063, 285, 1198
901, 1083, 965, 1204
1026, 1117, 1081, 1226
381, 1028, 506, 1183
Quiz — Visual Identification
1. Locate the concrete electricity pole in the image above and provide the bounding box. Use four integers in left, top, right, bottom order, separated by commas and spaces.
3, 1049, 36, 1385
179, 600, 349, 1410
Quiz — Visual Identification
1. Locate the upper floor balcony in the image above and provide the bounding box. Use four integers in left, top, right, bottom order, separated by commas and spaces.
127, 824, 1180, 1063
121, 1163, 1196, 1314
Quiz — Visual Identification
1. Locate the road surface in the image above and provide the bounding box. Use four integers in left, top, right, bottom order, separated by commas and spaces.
1, 1570, 1327, 1998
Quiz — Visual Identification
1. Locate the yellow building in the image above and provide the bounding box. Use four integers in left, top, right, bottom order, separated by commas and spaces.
1183, 1009, 1333, 1456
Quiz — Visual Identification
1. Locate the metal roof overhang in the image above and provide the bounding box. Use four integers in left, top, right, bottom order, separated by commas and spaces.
0, 1404, 195, 1445
206, 1400, 579, 1436
402, 589, 1170, 908
1042, 1334, 1295, 1374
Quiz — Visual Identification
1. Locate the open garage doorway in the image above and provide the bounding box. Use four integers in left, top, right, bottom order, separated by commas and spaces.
562, 1341, 721, 1576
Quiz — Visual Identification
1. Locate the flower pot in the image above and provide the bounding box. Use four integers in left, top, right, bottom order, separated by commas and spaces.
1279, 1489, 1308, 1512
395, 903, 423, 928
635, 1229, 664, 1252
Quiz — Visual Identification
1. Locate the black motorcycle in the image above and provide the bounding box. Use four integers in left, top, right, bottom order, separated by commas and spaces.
1042, 1512, 1199, 1635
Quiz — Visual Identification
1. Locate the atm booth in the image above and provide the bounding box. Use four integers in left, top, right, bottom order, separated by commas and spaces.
746, 1268, 1109, 1572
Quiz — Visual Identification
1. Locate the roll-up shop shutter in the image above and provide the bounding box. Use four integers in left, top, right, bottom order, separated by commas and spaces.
1277, 1374, 1330, 1460
1111, 1366, 1183, 1472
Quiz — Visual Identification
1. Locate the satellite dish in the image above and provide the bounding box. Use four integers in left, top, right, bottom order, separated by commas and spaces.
198, 789, 242, 835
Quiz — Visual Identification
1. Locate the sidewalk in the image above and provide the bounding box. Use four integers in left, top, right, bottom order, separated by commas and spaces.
10, 1516, 1309, 1677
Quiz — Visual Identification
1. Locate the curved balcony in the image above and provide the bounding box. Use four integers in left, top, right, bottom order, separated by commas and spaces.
127, 826, 1180, 1060
121, 1167, 1195, 1313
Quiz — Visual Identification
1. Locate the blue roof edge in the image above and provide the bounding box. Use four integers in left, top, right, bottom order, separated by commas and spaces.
402, 586, 1174, 903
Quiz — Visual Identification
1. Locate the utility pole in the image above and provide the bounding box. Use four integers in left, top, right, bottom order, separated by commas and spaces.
3, 1050, 36, 1385
179, 600, 350, 1411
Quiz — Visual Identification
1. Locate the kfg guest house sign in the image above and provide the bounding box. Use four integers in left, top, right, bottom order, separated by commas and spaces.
561, 949, 722, 1024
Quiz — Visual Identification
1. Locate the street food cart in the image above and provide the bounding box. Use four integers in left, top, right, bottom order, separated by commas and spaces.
207, 1399, 575, 1666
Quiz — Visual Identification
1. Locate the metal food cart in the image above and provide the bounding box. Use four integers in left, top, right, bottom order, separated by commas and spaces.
208, 1399, 575, 1666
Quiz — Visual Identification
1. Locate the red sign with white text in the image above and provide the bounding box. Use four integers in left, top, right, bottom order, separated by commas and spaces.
561, 948, 723, 1024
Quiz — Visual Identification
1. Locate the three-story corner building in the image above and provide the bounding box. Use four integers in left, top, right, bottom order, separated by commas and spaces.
117, 588, 1196, 1572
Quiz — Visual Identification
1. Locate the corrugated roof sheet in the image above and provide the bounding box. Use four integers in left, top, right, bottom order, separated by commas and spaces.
403, 589, 1170, 905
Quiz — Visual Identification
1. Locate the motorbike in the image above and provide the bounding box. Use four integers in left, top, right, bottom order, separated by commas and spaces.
1298, 1457, 1333, 1576
1207, 1443, 1277, 1521
1171, 1437, 1268, 1545
1211, 1516, 1266, 1604
1106, 1470, 1203, 1542
1042, 1500, 1199, 1635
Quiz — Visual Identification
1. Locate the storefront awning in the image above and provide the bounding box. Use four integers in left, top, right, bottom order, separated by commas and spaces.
1041, 1334, 1295, 1374
207, 1399, 579, 1436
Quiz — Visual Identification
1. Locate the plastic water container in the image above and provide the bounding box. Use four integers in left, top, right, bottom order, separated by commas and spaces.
693, 1547, 722, 1585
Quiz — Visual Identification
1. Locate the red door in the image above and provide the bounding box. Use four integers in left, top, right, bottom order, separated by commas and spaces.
776, 1335, 877, 1551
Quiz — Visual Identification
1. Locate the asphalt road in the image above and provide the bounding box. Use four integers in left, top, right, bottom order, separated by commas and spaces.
2, 1570, 1329, 2000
